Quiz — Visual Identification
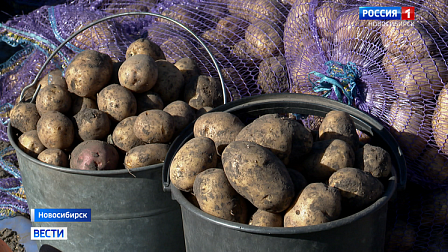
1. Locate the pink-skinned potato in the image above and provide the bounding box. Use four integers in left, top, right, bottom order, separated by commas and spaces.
70, 140, 120, 170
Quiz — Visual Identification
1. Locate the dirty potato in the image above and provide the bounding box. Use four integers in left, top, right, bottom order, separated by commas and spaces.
126, 38, 166, 60
133, 109, 175, 143
37, 148, 69, 167
118, 54, 158, 93
18, 130, 46, 158
97, 84, 137, 122
170, 137, 218, 192
9, 103, 40, 133
193, 168, 248, 223
124, 143, 170, 169
222, 141, 295, 213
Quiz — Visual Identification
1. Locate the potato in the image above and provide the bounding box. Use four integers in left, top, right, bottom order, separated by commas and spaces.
38, 69, 67, 90
333, 9, 381, 55
215, 15, 248, 43
249, 209, 283, 227
36, 84, 72, 115
315, 2, 343, 40
257, 56, 289, 93
65, 50, 113, 97
184, 75, 224, 110
124, 143, 169, 169
126, 38, 165, 60
170, 137, 218, 192
159, 4, 199, 30
319, 110, 360, 151
201, 29, 224, 47
9, 103, 40, 133
329, 168, 384, 213
37, 149, 69, 167
193, 168, 248, 223
383, 54, 448, 100
118, 54, 158, 93
235, 114, 295, 164
70, 95, 98, 116
97, 84, 137, 122
355, 144, 392, 179
300, 139, 355, 182
196, 2, 228, 24
221, 68, 245, 100
194, 112, 245, 153
284, 183, 341, 227
163, 101, 196, 136
381, 22, 436, 62
174, 57, 200, 84
227, 0, 286, 24
151, 60, 185, 104
420, 147, 448, 186
422, 0, 448, 30
385, 220, 417, 252
230, 40, 257, 64
160, 36, 195, 64
70, 140, 119, 170
112, 116, 144, 152
196, 106, 213, 118
222, 141, 295, 213
388, 99, 429, 161
419, 188, 448, 226
74, 108, 111, 141
18, 130, 46, 158
36, 111, 74, 149
133, 109, 175, 143
432, 86, 448, 154
245, 20, 283, 60
135, 91, 164, 114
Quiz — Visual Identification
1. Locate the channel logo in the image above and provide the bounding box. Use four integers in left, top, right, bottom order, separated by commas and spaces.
31, 227, 67, 240
359, 7, 415, 20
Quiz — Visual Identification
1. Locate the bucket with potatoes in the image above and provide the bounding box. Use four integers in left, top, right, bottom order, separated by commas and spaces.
163, 93, 406, 252
7, 12, 227, 252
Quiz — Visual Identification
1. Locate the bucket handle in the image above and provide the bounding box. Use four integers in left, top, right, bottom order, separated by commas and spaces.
18, 11, 228, 104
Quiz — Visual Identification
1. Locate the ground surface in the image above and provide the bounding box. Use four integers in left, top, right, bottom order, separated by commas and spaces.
0, 228, 25, 252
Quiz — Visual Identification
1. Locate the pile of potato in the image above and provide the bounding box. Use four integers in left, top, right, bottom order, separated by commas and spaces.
144, 0, 290, 95
170, 110, 393, 227
9, 38, 225, 171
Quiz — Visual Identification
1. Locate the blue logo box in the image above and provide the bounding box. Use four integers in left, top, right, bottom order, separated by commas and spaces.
31, 209, 91, 222
359, 7, 402, 20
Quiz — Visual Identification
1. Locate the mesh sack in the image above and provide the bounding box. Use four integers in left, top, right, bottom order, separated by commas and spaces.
284, 0, 448, 189
0, 145, 28, 219
385, 182, 448, 251
143, 0, 292, 98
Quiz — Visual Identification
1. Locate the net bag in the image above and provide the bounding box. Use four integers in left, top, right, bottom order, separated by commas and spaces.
284, 0, 448, 190
142, 0, 292, 99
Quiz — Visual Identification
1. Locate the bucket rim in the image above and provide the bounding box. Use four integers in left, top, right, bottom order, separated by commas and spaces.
7, 123, 163, 176
171, 167, 396, 235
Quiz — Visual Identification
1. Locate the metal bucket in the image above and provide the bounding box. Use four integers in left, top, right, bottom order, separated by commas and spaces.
163, 93, 406, 252
7, 11, 227, 252
8, 124, 185, 252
